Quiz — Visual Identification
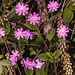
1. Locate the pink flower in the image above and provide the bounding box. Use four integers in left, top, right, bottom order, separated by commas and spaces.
28, 12, 40, 25
9, 55, 17, 65
14, 28, 25, 40
11, 23, 15, 25
47, 1, 59, 12
9, 50, 19, 65
21, 58, 34, 70
35, 59, 44, 69
0, 28, 5, 38
57, 25, 69, 38
23, 30, 33, 40
11, 50, 19, 57
15, 2, 29, 16
21, 58, 44, 70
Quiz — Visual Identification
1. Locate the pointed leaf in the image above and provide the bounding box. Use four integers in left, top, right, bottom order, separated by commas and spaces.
47, 29, 55, 41
53, 50, 60, 58
45, 52, 52, 58
63, 8, 74, 24
0, 60, 12, 66
0, 65, 3, 74
38, 53, 48, 61
0, 55, 3, 59
29, 47, 36, 56
3, 66, 8, 75
24, 20, 36, 30
35, 68, 45, 75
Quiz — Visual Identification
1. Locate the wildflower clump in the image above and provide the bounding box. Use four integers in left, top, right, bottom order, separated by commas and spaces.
21, 57, 44, 70
14, 28, 33, 40
9, 50, 19, 65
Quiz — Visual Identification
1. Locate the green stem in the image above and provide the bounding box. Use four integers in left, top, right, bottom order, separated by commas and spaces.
46, 62, 49, 75
18, 40, 21, 50
35, 25, 50, 52
53, 57, 57, 75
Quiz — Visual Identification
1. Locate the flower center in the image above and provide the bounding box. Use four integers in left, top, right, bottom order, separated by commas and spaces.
19, 32, 21, 35
61, 29, 64, 32
32, 17, 35, 20
28, 33, 30, 36
20, 7, 23, 10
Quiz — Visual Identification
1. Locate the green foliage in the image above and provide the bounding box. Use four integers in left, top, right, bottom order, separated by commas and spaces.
38, 53, 49, 61
33, 35, 42, 44
63, 8, 74, 24
24, 68, 33, 75
49, 57, 60, 63
0, 55, 3, 59
0, 65, 3, 75
47, 29, 55, 41
29, 47, 36, 56
3, 66, 8, 75
4, 21, 10, 35
72, 38, 75, 42
0, 60, 11, 74
18, 50, 25, 60
35, 68, 45, 75
53, 50, 60, 58
24, 20, 36, 30
45, 52, 52, 58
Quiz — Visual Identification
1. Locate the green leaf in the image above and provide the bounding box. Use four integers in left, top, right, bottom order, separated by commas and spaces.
2, 0, 6, 2
24, 20, 36, 30
73, 38, 75, 42
29, 47, 36, 56
49, 58, 54, 63
3, 66, 8, 75
53, 50, 60, 58
63, 8, 74, 24
65, 0, 73, 8
4, 21, 10, 35
33, 35, 42, 44
0, 38, 4, 44
35, 68, 45, 75
47, 29, 55, 41
18, 50, 25, 60
69, 2, 75, 10
0, 60, 12, 66
49, 57, 60, 63
0, 55, 3, 59
38, 53, 48, 61
0, 65, 3, 74
45, 52, 52, 58
24, 67, 33, 75
66, 45, 70, 51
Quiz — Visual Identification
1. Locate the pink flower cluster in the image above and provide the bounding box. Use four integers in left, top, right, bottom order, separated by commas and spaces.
15, 2, 29, 16
14, 28, 33, 40
21, 57, 44, 70
57, 25, 69, 38
47, 1, 59, 12
9, 50, 19, 65
0, 28, 5, 38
